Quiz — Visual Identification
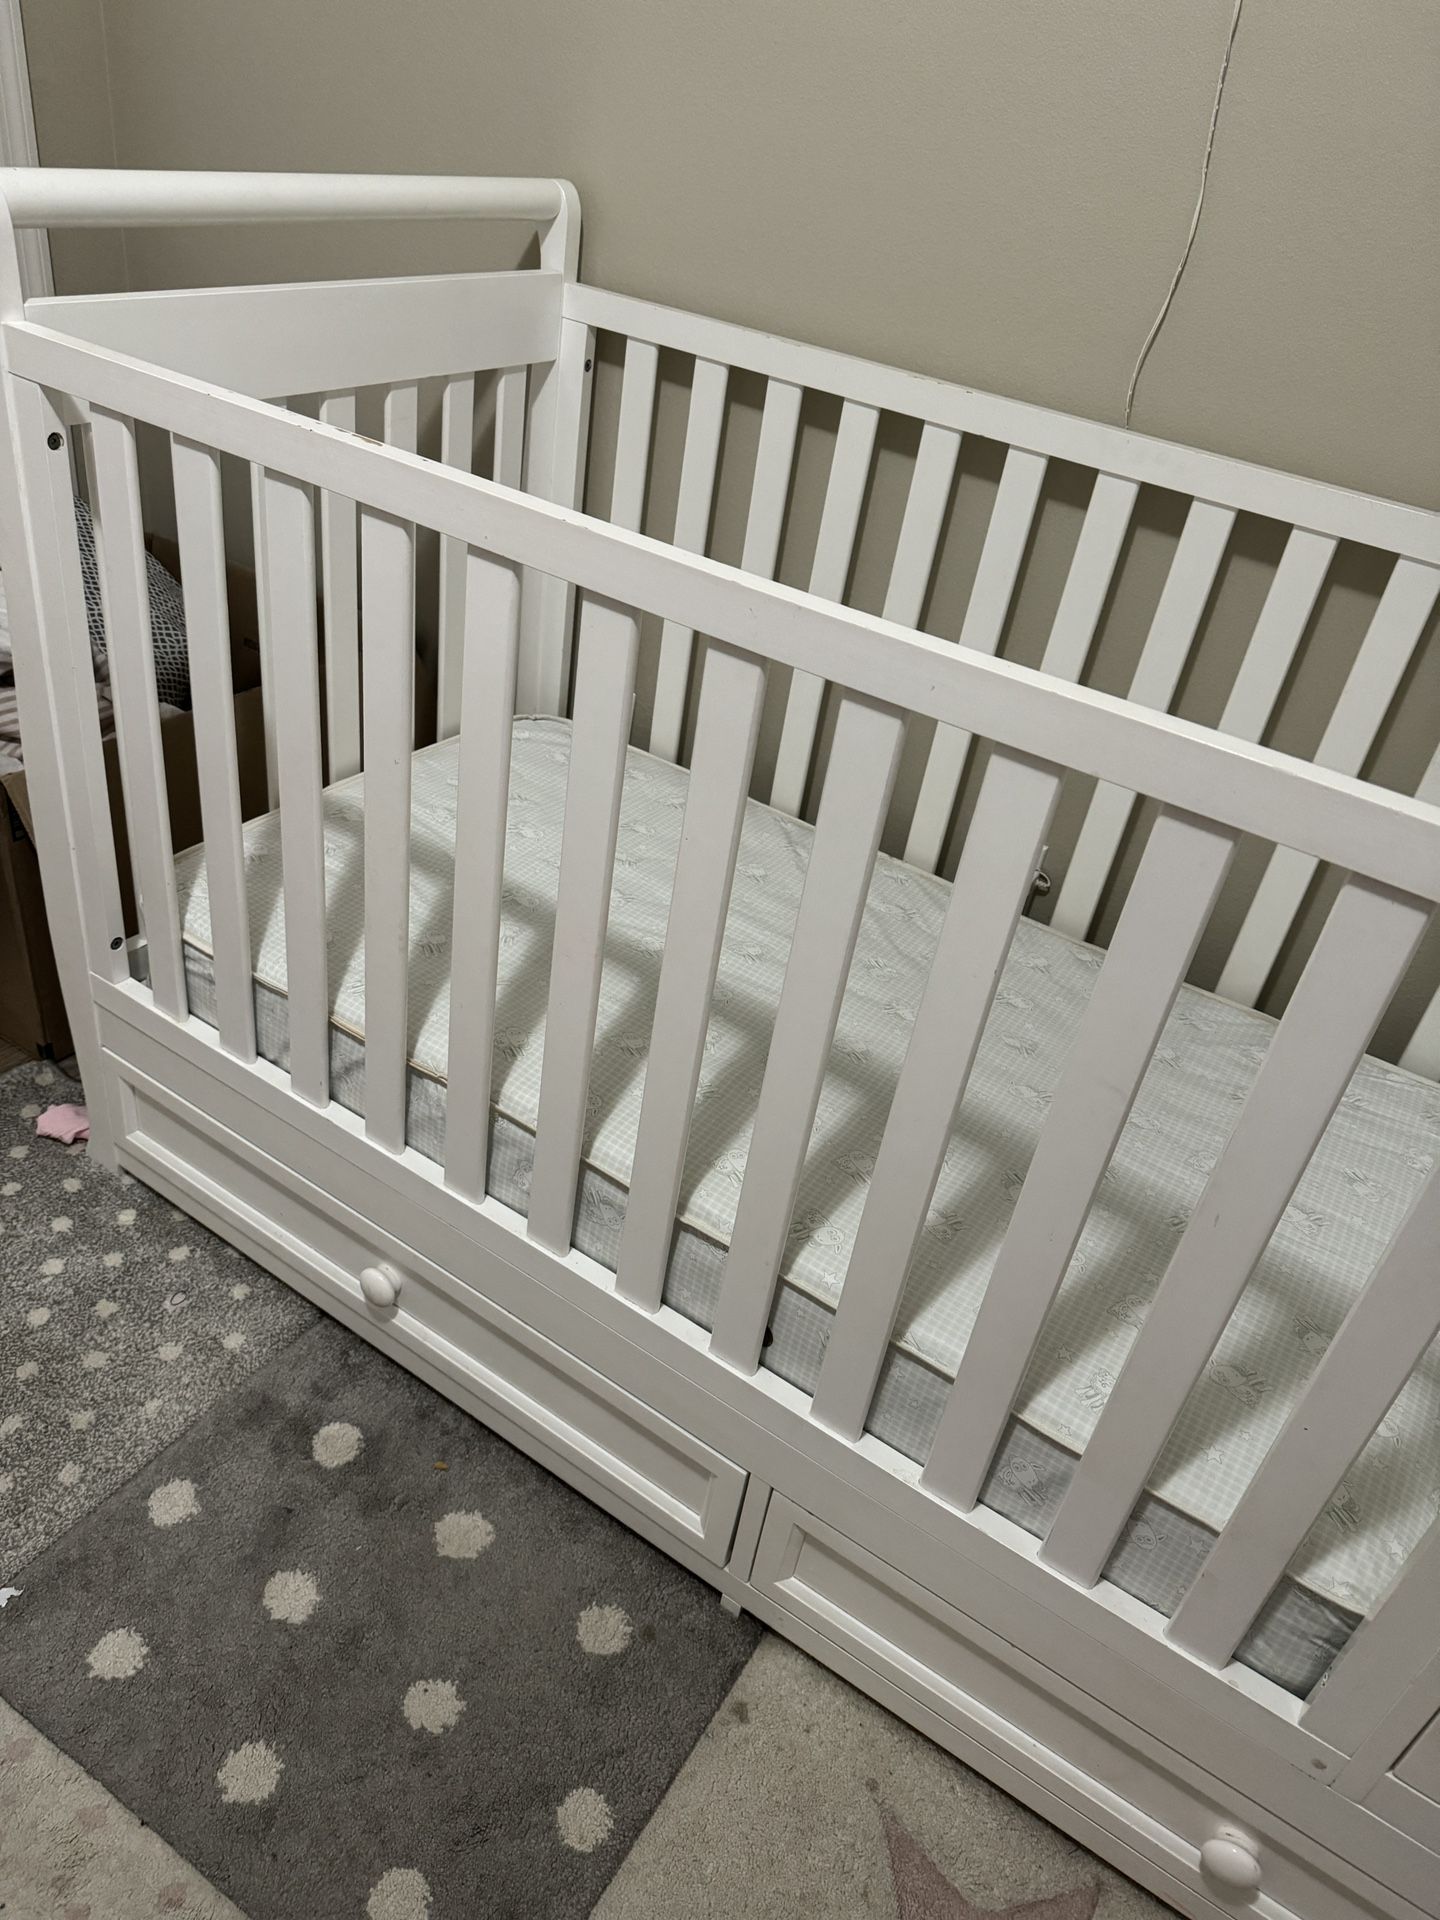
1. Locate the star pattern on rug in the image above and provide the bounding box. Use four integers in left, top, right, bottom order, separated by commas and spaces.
882, 1809, 1100, 1920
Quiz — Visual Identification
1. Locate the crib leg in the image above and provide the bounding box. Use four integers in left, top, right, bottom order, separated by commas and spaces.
719, 1593, 744, 1619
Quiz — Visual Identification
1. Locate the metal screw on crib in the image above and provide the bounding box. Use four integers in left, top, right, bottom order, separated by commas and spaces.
46, 431, 63, 450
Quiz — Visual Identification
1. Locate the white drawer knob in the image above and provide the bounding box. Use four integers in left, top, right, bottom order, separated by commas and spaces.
1200, 1828, 1262, 1894
359, 1262, 403, 1310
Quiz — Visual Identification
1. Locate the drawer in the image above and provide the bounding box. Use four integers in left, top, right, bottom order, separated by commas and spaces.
751, 1495, 1394, 1920
114, 1068, 747, 1568
1354, 1716, 1440, 1859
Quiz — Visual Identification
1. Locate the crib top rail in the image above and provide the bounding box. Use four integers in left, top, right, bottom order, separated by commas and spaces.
0, 168, 571, 231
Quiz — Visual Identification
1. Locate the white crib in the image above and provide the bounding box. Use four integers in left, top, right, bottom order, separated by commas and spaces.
2, 170, 1438, 1920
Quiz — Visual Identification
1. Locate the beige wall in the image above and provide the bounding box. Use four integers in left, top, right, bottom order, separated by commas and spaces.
19, 0, 1440, 509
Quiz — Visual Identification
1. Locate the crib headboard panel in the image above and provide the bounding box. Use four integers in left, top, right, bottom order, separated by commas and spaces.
563, 283, 1440, 1066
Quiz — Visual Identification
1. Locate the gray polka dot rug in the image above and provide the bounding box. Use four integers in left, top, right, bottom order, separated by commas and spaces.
2, 1059, 1170, 1920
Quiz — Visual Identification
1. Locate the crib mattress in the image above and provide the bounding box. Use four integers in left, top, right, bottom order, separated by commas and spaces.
173, 718, 1440, 1679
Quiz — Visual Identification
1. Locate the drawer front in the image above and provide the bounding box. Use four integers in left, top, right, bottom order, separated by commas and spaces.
751, 1495, 1399, 1920
116, 1069, 747, 1567
1357, 1717, 1440, 1859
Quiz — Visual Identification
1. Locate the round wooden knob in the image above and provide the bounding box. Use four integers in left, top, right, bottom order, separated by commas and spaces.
1200, 1829, 1261, 1893
359, 1262, 403, 1310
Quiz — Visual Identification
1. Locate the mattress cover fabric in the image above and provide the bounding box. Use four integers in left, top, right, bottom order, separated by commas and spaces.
173, 717, 1440, 1630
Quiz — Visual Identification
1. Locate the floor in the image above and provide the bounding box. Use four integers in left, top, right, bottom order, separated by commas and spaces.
1, 1055, 1174, 1918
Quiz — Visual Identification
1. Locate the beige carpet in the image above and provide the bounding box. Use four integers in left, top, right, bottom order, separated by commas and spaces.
597, 1635, 1175, 1919
0, 1695, 243, 1919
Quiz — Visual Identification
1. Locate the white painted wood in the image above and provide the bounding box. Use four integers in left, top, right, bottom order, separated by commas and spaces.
317, 390, 361, 779
741, 377, 804, 577
0, 168, 567, 229
0, 379, 126, 1162
517, 314, 594, 713
1168, 1163, 1440, 1668
1217, 558, 1440, 1006
610, 337, 659, 533
13, 320, 1440, 904
617, 640, 767, 1309
260, 468, 329, 1108
905, 446, 1047, 870
248, 459, 281, 807
492, 364, 527, 488
1050, 501, 1235, 939
435, 372, 476, 740
87, 406, 188, 1018
382, 380, 419, 455
809, 749, 1062, 1441
650, 355, 728, 762
1040, 874, 1435, 1588
884, 422, 962, 628
443, 551, 522, 1202
1305, 1522, 1440, 1750
26, 271, 562, 399
170, 434, 255, 1060
1216, 528, 1337, 743
1039, 474, 1139, 678
526, 593, 641, 1251
769, 399, 878, 815
922, 809, 1240, 1511
710, 693, 905, 1374
359, 506, 416, 1152
1398, 982, 1440, 1080
569, 284, 1440, 566
0, 1, 54, 298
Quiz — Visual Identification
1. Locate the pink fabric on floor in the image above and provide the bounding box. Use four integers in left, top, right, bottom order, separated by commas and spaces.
35, 1103, 89, 1145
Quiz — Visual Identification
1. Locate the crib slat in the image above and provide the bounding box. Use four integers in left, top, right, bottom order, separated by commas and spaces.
383, 380, 420, 454
617, 641, 767, 1309
1399, 982, 1440, 1080
611, 338, 660, 533
360, 506, 417, 1152
444, 551, 522, 1202
1217, 527, 1337, 742
710, 692, 905, 1373
317, 390, 361, 781
884, 423, 961, 627
88, 407, 188, 1019
526, 594, 642, 1251
649, 357, 728, 763
770, 399, 879, 815
1039, 872, 1435, 1588
1050, 502, 1235, 939
1038, 473, 1140, 678
1301, 1520, 1440, 1746
809, 748, 1062, 1441
920, 809, 1240, 1510
493, 365, 528, 488
261, 469, 330, 1107
741, 378, 804, 577
436, 372, 476, 741
248, 461, 281, 807
1216, 558, 1440, 1006
170, 435, 255, 1059
1167, 1162, 1440, 1668
904, 447, 1048, 870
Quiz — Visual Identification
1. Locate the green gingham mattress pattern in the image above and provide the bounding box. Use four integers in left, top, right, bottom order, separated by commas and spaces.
172, 718, 1440, 1622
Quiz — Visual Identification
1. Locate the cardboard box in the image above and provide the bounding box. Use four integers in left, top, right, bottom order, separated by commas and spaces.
1, 553, 269, 1060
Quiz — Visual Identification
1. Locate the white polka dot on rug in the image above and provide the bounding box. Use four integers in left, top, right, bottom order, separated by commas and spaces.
230, 1282, 251, 1300
222, 1330, 246, 1352
168, 1245, 191, 1263
50, 1216, 72, 1235
116, 1207, 135, 1226
87, 1627, 148, 1680
142, 1397, 164, 1418
157, 1342, 183, 1362
262, 1570, 320, 1625
311, 1421, 363, 1469
25, 1305, 50, 1327
58, 1461, 83, 1487
1, 1413, 25, 1438
102, 1250, 124, 1269
367, 1867, 432, 1920
434, 1510, 494, 1559
148, 1478, 200, 1528
81, 1349, 109, 1371
8, 1144, 28, 1160
39, 1257, 64, 1276
2, 1178, 19, 1194
216, 1740, 283, 1804
576, 1603, 633, 1656
62, 1175, 81, 1192
15, 1360, 38, 1382
68, 1409, 94, 1431
402, 1679, 465, 1734
93, 1299, 120, 1320
556, 1785, 614, 1852
20, 1102, 39, 1119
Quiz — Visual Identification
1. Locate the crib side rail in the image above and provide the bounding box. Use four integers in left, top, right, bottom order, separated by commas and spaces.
7, 317, 1440, 1730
